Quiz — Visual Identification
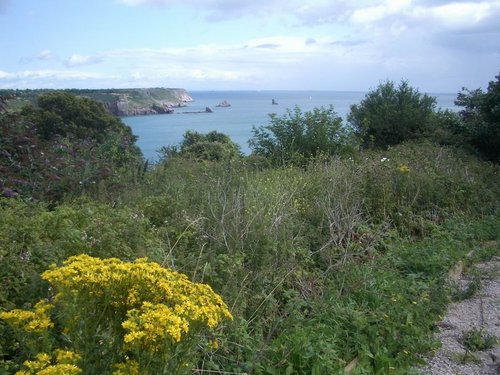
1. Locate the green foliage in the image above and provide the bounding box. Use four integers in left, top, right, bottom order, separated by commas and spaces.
461, 329, 497, 351
451, 274, 482, 302
0, 93, 142, 201
360, 142, 499, 232
455, 73, 500, 162
250, 106, 356, 166
116, 143, 498, 373
159, 130, 241, 161
0, 198, 164, 308
348, 80, 437, 149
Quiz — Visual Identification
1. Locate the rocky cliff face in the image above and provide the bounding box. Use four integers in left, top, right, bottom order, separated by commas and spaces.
81, 88, 193, 117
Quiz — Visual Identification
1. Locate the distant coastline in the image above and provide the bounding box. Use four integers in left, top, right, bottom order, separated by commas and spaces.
0, 88, 192, 117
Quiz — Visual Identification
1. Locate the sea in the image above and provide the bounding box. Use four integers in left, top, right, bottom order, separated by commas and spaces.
122, 90, 458, 161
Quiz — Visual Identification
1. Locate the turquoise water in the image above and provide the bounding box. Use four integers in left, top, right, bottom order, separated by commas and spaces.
122, 90, 457, 161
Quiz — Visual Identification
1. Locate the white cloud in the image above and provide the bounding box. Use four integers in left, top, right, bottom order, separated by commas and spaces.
350, 0, 412, 24
65, 54, 103, 67
425, 1, 500, 29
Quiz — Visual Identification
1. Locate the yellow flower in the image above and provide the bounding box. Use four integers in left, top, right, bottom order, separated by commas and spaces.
22, 353, 51, 372
0, 301, 54, 332
9, 254, 233, 368
15, 350, 81, 374
112, 359, 140, 375
54, 350, 81, 365
396, 164, 410, 173
37, 364, 82, 375
208, 339, 219, 350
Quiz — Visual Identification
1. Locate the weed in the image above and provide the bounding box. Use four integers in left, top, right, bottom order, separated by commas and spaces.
462, 329, 498, 351
451, 274, 482, 301
452, 350, 481, 364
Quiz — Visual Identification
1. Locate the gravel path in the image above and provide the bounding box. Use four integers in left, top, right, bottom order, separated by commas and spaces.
418, 256, 500, 375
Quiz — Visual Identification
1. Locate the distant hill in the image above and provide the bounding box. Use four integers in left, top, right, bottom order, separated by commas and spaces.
0, 88, 192, 116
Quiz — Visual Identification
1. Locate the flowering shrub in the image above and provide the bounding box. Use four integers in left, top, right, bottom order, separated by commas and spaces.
1, 255, 232, 374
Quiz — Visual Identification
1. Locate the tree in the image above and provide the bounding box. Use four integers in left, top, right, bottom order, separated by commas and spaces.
0, 93, 142, 201
249, 106, 355, 166
160, 130, 241, 162
455, 74, 500, 162
23, 92, 128, 142
348, 80, 437, 149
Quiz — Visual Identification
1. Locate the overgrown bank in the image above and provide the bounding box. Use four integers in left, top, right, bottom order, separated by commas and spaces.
0, 77, 499, 374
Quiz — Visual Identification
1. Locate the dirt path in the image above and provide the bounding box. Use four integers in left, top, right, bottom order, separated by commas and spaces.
418, 256, 500, 375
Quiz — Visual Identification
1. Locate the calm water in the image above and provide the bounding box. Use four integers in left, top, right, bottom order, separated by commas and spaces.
123, 90, 457, 161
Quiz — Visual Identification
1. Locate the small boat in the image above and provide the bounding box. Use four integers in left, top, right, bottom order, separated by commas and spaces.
272, 98, 278, 105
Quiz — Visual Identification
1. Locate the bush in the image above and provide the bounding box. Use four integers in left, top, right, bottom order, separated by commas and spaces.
348, 80, 437, 149
0, 93, 142, 201
159, 130, 241, 162
455, 73, 500, 162
1, 255, 232, 374
249, 106, 356, 166
360, 142, 499, 232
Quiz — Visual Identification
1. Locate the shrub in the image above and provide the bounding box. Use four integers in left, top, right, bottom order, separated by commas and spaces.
455, 73, 500, 162
159, 130, 241, 162
249, 106, 356, 166
1, 255, 232, 374
348, 80, 437, 149
0, 93, 142, 201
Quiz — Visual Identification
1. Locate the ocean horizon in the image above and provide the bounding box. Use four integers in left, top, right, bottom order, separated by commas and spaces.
122, 90, 458, 161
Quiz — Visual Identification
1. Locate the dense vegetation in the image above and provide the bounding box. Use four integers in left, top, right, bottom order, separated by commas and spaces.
0, 75, 499, 374
0, 92, 143, 201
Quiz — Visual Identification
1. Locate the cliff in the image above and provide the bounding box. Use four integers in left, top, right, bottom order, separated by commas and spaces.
0, 88, 192, 117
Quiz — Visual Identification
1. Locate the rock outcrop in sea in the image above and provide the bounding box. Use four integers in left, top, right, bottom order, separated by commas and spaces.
183, 106, 214, 114
216, 100, 231, 107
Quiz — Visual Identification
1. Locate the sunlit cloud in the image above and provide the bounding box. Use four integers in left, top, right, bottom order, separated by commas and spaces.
350, 0, 412, 24
424, 1, 500, 30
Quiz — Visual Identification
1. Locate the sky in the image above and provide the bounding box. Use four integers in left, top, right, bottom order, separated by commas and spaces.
0, 0, 499, 93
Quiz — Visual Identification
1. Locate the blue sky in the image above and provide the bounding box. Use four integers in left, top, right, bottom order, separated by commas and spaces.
0, 0, 499, 92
